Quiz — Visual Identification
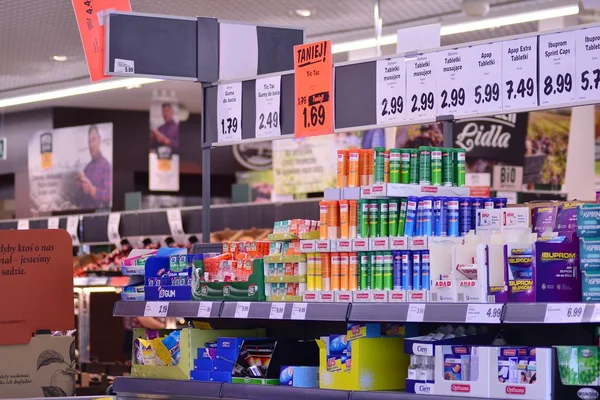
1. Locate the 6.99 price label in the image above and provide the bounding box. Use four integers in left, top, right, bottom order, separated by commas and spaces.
502, 37, 538, 110
217, 82, 242, 142
405, 54, 438, 121
467, 42, 503, 114
376, 57, 406, 125
539, 31, 576, 107
576, 26, 600, 103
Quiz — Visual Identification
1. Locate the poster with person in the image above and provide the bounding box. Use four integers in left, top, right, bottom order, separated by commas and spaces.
149, 90, 180, 191
28, 123, 113, 214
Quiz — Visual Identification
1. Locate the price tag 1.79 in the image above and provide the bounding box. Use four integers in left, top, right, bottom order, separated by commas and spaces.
502, 37, 538, 110
544, 303, 585, 323
197, 302, 213, 318
405, 54, 438, 122
269, 302, 286, 320
235, 302, 251, 319
144, 302, 169, 317
538, 31, 577, 107
465, 304, 503, 323
255, 76, 282, 139
290, 302, 308, 320
406, 303, 426, 322
217, 82, 243, 142
576, 26, 600, 103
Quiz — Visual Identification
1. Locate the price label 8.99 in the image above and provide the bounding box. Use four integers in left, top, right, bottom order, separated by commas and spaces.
502, 37, 538, 110
217, 82, 242, 143
539, 31, 576, 107
405, 54, 438, 122
576, 26, 600, 103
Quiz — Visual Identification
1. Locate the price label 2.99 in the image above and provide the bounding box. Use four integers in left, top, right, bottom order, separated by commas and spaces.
539, 31, 576, 107
376, 57, 407, 125
405, 54, 437, 121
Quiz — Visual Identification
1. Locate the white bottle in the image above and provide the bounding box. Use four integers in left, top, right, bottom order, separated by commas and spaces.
408, 355, 419, 380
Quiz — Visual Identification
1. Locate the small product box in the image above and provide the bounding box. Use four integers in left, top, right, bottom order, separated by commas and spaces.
490, 347, 552, 399
578, 204, 600, 237
580, 238, 600, 269
582, 268, 600, 302
279, 366, 319, 388
347, 323, 379, 341
433, 345, 492, 398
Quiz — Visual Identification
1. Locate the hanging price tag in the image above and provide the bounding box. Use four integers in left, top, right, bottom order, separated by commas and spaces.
290, 302, 307, 320
544, 303, 584, 323
437, 48, 470, 116
47, 217, 60, 230
166, 209, 184, 236
269, 302, 286, 319
144, 301, 169, 317
502, 37, 538, 110
66, 216, 80, 246
197, 301, 213, 318
576, 26, 600, 103
405, 53, 438, 122
234, 302, 251, 318
539, 31, 577, 107
107, 212, 121, 244
465, 304, 503, 323
467, 42, 503, 114
376, 57, 407, 125
217, 82, 243, 142
406, 303, 426, 322
17, 220, 29, 230
255, 75, 282, 139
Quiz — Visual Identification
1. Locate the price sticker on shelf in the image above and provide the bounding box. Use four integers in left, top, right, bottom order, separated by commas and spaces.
255, 75, 281, 139
47, 217, 60, 230
502, 36, 538, 110
114, 58, 135, 74
539, 31, 577, 107
467, 42, 503, 114
269, 302, 286, 320
544, 303, 585, 323
144, 302, 169, 317
234, 302, 251, 318
166, 209, 184, 236
406, 303, 426, 322
405, 53, 438, 122
17, 219, 29, 230
290, 302, 308, 320
217, 82, 243, 142
66, 215, 80, 246
465, 304, 503, 323
576, 26, 600, 103
107, 212, 121, 244
376, 57, 407, 125
437, 47, 470, 116
591, 304, 600, 323
197, 301, 213, 318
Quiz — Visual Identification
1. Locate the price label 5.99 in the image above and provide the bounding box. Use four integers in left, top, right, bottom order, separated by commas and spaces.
576, 26, 600, 103
539, 31, 576, 107
502, 37, 538, 110
405, 54, 438, 122
468, 42, 503, 114
217, 82, 242, 142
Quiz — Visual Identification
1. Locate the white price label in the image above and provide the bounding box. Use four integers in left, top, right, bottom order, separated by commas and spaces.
467, 42, 503, 114
166, 209, 184, 236
539, 31, 577, 106
66, 216, 80, 246
255, 76, 281, 139
576, 26, 600, 103
405, 54, 438, 121
376, 57, 407, 124
544, 303, 584, 323
591, 304, 600, 323
290, 302, 308, 320
269, 302, 286, 319
47, 217, 60, 230
114, 58, 135, 74
144, 301, 169, 317
465, 304, 503, 323
217, 82, 242, 142
17, 220, 29, 230
235, 302, 251, 318
437, 48, 469, 116
197, 301, 213, 318
493, 165, 523, 191
502, 37, 538, 110
496, 191, 518, 205
107, 212, 121, 244
407, 303, 426, 322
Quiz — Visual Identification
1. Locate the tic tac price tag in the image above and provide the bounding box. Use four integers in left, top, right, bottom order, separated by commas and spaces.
406, 303, 426, 322
114, 58, 134, 74
544, 303, 584, 323
437, 48, 470, 116
107, 212, 121, 244
501, 37, 538, 110
467, 42, 503, 114
217, 82, 243, 142
17, 220, 29, 230
576, 26, 600, 103
376, 57, 407, 125
538, 31, 577, 107
47, 217, 60, 230
235, 302, 251, 318
66, 215, 80, 246
166, 209, 184, 236
197, 301, 213, 318
465, 304, 503, 323
405, 53, 438, 122
144, 301, 169, 317
255, 75, 282, 139
269, 302, 286, 320
290, 302, 308, 320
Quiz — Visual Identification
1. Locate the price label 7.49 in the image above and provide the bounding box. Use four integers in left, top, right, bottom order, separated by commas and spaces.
539, 31, 576, 107
502, 37, 538, 110
217, 82, 242, 142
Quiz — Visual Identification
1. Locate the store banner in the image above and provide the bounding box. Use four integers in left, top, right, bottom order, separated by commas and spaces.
71, 0, 132, 82
28, 123, 113, 213
149, 91, 180, 192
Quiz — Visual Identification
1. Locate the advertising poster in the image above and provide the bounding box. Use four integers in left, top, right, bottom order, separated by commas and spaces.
28, 123, 113, 213
149, 91, 180, 192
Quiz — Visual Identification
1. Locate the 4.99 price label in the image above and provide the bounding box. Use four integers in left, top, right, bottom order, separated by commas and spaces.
539, 31, 576, 107
576, 26, 600, 103
294, 40, 334, 138
502, 37, 538, 110
405, 54, 438, 121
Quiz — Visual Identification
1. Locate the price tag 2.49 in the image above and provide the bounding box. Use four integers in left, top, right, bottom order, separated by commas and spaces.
465, 304, 502, 323
269, 302, 285, 319
144, 302, 169, 317
291, 303, 307, 320
544, 303, 584, 323
235, 302, 251, 318
255, 76, 281, 139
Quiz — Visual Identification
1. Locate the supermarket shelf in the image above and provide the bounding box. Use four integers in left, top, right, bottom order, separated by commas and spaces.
349, 303, 410, 322
221, 383, 348, 400
113, 301, 222, 319
349, 303, 494, 324
220, 301, 350, 321
350, 392, 480, 400
503, 303, 599, 324
113, 377, 222, 399
264, 254, 306, 263
268, 233, 299, 241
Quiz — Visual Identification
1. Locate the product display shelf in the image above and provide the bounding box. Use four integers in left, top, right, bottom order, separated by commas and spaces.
113, 300, 222, 319
220, 301, 350, 321
324, 184, 471, 201
112, 377, 222, 399
503, 302, 600, 324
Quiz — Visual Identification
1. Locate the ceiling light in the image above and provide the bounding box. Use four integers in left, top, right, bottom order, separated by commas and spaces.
52, 55, 68, 62
0, 77, 162, 109
331, 3, 580, 54
294, 9, 312, 17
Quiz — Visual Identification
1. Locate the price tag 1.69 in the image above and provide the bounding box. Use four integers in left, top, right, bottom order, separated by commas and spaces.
235, 302, 251, 319
269, 302, 286, 319
144, 301, 169, 317
406, 303, 426, 322
465, 304, 502, 323
217, 82, 242, 142
405, 54, 438, 122
502, 37, 538, 110
290, 302, 307, 320
544, 303, 585, 323
539, 31, 577, 107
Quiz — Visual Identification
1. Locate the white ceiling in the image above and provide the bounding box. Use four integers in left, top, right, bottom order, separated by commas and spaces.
0, 0, 586, 114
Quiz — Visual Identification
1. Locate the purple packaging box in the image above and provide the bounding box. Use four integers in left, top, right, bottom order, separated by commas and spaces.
531, 206, 558, 237
555, 202, 579, 234
533, 240, 581, 302
506, 245, 534, 302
